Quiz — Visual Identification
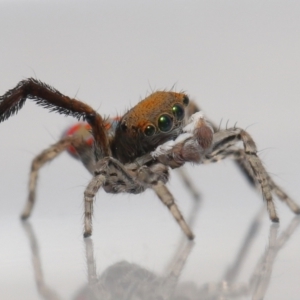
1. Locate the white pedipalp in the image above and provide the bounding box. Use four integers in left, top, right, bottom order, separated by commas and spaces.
182, 111, 205, 133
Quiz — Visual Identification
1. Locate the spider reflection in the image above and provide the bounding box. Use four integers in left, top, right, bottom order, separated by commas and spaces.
22, 212, 300, 300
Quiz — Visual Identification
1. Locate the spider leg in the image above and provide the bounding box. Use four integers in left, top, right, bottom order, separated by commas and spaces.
83, 157, 144, 238
205, 147, 300, 214
151, 112, 296, 222
209, 128, 300, 220
152, 182, 194, 240
83, 156, 193, 239
0, 78, 111, 159
21, 136, 82, 220
266, 176, 300, 214
83, 173, 106, 238
137, 165, 194, 240
212, 129, 278, 221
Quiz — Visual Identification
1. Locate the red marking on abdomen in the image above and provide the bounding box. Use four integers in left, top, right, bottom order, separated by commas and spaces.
63, 123, 94, 157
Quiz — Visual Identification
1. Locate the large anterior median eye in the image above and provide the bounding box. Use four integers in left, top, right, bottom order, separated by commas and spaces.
158, 114, 173, 132
144, 124, 156, 136
172, 104, 184, 120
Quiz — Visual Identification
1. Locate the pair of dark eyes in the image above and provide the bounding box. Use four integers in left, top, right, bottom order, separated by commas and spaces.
144, 104, 185, 136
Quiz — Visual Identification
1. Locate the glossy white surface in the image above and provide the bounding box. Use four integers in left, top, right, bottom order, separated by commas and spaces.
0, 1, 300, 299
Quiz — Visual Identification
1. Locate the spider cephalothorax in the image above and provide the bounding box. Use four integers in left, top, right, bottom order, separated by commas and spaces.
112, 91, 190, 163
0, 78, 299, 240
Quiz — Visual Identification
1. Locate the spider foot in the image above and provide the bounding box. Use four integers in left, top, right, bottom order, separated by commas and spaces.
271, 216, 280, 223
20, 212, 30, 220
187, 232, 195, 240
174, 218, 195, 240
289, 203, 300, 214
83, 232, 92, 238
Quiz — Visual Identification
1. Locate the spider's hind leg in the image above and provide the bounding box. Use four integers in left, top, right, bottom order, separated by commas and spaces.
267, 175, 300, 214
209, 128, 300, 221
21, 136, 83, 220
233, 151, 300, 214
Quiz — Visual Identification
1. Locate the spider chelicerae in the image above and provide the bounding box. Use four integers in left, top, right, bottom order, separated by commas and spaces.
0, 78, 299, 239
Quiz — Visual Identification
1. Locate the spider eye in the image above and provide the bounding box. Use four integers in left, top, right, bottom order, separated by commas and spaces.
172, 104, 185, 121
120, 122, 127, 132
144, 124, 156, 136
183, 95, 189, 106
158, 114, 173, 132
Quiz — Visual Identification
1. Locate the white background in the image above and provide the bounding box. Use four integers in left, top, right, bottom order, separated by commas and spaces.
0, 1, 300, 299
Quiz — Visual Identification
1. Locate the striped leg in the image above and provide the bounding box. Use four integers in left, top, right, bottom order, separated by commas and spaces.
21, 136, 81, 220
83, 156, 145, 238
135, 164, 194, 240
152, 181, 194, 240
83, 174, 106, 238
206, 128, 300, 219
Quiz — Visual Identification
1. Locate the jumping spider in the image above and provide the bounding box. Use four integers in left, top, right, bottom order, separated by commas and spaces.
0, 78, 299, 239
